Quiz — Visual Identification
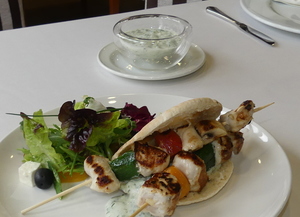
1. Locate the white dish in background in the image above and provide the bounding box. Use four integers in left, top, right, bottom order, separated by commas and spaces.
97, 43, 206, 80
0, 94, 291, 217
272, 0, 300, 24
241, 0, 300, 33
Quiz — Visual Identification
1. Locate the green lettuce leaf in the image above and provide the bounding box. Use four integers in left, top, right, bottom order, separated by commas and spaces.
86, 111, 121, 147
21, 110, 66, 170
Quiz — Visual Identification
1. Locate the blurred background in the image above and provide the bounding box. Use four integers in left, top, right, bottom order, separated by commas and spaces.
22, 0, 145, 27
0, 0, 145, 30
0, 0, 198, 30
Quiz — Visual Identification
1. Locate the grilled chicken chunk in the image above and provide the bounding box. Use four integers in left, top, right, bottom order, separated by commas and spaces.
219, 100, 255, 132
84, 155, 120, 193
227, 131, 244, 154
212, 136, 233, 166
135, 142, 170, 177
137, 172, 181, 217
195, 120, 227, 144
172, 151, 208, 192
176, 125, 204, 152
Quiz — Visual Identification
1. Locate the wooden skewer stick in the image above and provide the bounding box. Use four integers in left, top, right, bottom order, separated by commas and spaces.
129, 203, 149, 217
21, 179, 92, 215
254, 102, 274, 113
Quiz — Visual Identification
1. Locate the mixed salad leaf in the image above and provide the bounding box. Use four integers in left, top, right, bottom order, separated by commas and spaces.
20, 111, 66, 171
121, 103, 155, 133
18, 96, 155, 195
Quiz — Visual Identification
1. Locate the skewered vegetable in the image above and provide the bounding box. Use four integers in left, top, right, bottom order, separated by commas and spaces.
154, 130, 182, 157
110, 151, 139, 181
164, 166, 190, 199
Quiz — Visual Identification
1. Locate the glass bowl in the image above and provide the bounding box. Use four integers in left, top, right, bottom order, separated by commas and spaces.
113, 14, 193, 71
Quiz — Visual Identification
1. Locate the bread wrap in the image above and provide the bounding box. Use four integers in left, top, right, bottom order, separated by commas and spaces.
112, 97, 234, 205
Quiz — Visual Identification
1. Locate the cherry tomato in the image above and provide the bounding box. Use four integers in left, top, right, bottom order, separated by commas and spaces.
154, 130, 182, 157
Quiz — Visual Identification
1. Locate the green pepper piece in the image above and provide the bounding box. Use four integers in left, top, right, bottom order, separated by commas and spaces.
194, 143, 215, 171
110, 151, 139, 181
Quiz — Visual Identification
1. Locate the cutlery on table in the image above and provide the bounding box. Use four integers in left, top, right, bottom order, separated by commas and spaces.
272, 0, 300, 6
206, 6, 275, 46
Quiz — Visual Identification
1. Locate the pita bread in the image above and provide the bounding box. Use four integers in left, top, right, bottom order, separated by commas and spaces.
112, 98, 222, 160
111, 97, 233, 205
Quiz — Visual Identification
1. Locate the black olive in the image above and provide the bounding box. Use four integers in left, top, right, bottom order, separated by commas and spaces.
34, 168, 54, 189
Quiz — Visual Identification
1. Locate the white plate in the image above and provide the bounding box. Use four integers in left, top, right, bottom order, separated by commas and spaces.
0, 94, 291, 217
97, 43, 206, 80
241, 0, 300, 33
271, 1, 300, 24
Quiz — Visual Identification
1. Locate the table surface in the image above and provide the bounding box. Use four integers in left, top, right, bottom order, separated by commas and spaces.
0, 0, 299, 216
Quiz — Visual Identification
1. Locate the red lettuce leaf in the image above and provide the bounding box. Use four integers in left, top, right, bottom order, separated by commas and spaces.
121, 103, 155, 133
58, 101, 114, 152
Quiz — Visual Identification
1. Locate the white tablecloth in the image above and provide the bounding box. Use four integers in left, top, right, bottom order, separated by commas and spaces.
0, 0, 299, 216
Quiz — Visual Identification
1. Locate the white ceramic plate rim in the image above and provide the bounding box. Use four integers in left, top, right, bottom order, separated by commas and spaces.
0, 94, 291, 217
97, 43, 206, 80
240, 0, 300, 33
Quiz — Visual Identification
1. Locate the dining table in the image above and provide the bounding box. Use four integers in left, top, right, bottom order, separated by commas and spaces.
0, 0, 299, 216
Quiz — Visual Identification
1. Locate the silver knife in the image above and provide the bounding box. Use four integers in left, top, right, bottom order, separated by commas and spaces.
206, 6, 275, 46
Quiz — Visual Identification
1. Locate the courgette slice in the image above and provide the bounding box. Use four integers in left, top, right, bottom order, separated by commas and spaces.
110, 151, 139, 181
194, 143, 215, 171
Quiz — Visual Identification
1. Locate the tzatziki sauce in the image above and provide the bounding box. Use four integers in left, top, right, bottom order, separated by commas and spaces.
105, 178, 152, 217
121, 28, 181, 58
118, 28, 184, 69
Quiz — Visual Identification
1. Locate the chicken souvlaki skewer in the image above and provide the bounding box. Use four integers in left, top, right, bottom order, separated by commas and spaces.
133, 150, 210, 217
120, 99, 274, 216
21, 155, 120, 215
131, 135, 231, 216
20, 99, 273, 216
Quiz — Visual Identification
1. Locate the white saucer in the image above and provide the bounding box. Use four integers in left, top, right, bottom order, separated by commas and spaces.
241, 0, 300, 33
97, 43, 206, 80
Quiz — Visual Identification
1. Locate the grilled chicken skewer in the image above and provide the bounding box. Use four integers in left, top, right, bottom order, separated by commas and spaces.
84, 155, 120, 193
130, 166, 190, 217
136, 172, 181, 217
129, 100, 274, 216
219, 100, 255, 132
21, 155, 120, 214
219, 101, 274, 132
173, 151, 208, 192
134, 142, 170, 177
